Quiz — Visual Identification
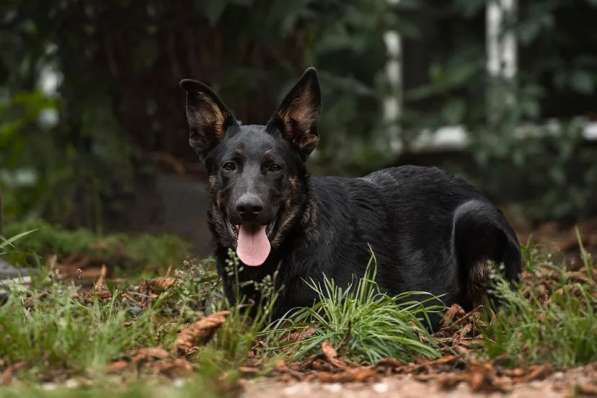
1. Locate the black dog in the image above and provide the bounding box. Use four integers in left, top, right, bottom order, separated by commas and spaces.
179, 68, 521, 326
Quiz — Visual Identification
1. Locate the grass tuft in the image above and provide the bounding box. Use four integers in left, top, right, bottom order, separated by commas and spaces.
482, 238, 596, 368
264, 255, 442, 364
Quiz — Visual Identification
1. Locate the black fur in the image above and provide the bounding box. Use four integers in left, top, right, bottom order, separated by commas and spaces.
180, 68, 521, 328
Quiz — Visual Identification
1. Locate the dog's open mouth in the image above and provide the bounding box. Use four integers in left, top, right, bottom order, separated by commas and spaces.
227, 221, 276, 266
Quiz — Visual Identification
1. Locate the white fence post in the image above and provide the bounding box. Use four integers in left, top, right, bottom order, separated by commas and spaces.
487, 0, 517, 125
384, 0, 402, 153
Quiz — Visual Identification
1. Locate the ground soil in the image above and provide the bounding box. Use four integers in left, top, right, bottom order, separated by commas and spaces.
242, 364, 596, 398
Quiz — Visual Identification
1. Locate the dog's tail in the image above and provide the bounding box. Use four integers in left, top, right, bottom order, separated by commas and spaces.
452, 199, 522, 309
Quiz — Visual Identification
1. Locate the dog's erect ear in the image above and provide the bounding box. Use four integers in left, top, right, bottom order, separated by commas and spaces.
269, 67, 320, 158
179, 79, 237, 159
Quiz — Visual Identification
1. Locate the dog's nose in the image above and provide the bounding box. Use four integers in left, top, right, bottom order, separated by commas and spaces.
235, 194, 264, 220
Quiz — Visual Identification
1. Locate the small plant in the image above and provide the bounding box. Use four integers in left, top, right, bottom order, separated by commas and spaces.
482, 237, 596, 368
264, 254, 442, 363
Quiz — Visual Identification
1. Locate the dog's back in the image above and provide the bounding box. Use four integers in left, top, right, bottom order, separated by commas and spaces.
300, 166, 520, 312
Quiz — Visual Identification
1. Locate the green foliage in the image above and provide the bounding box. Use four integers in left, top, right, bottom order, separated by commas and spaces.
393, 0, 597, 221
3, 220, 191, 273
472, 118, 597, 221
0, 280, 161, 375
482, 241, 596, 368
2, 0, 597, 223
265, 257, 441, 364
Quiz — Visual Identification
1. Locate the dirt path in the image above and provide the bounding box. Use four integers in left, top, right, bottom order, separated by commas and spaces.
242, 364, 596, 398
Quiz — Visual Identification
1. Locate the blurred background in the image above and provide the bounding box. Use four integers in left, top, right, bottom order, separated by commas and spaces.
1, 0, 597, 259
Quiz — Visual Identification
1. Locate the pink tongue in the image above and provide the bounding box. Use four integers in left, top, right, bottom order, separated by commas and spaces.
236, 225, 271, 266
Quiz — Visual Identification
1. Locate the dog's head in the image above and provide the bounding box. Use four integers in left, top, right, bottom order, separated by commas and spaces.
180, 68, 320, 266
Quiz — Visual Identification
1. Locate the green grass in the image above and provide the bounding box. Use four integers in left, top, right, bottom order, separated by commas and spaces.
2, 220, 191, 273
0, 229, 37, 255
0, 250, 276, 394
0, 255, 227, 378
1, 276, 168, 377
482, 237, 596, 368
2, 225, 595, 396
264, 256, 442, 364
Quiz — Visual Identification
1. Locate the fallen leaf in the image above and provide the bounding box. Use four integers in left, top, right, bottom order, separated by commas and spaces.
432, 373, 467, 389
409, 355, 459, 373
376, 357, 405, 372
93, 265, 112, 299
468, 368, 488, 391
466, 362, 509, 393
150, 358, 193, 376
106, 360, 129, 374
316, 367, 377, 383
147, 277, 177, 292
132, 347, 170, 364
347, 367, 378, 382
1, 362, 26, 385
239, 366, 260, 375
518, 364, 552, 383
285, 327, 316, 343
321, 340, 348, 369
577, 382, 597, 396
175, 311, 230, 354
310, 358, 338, 372
442, 303, 465, 327
273, 360, 304, 380
321, 341, 337, 362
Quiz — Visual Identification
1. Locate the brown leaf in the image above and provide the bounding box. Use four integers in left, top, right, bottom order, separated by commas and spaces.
466, 362, 509, 393
577, 382, 597, 396
409, 355, 459, 373
433, 373, 468, 389
468, 369, 488, 391
106, 360, 129, 374
316, 367, 377, 383
518, 364, 552, 383
321, 340, 337, 361
150, 358, 193, 376
132, 347, 170, 364
175, 311, 230, 354
147, 277, 177, 292
1, 362, 26, 385
239, 366, 260, 375
285, 327, 316, 343
347, 367, 378, 382
273, 360, 304, 380
442, 304, 465, 327
376, 358, 405, 371
93, 265, 112, 299
320, 340, 348, 369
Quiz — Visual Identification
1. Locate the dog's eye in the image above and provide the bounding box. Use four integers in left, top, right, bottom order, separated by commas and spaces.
266, 163, 282, 172
222, 161, 236, 172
